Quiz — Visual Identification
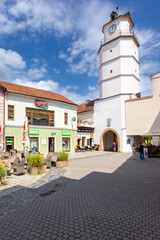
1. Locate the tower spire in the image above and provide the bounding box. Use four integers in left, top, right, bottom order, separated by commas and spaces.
116, 4, 119, 12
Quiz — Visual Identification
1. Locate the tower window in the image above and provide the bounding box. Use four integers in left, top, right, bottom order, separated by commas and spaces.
110, 70, 113, 73
110, 49, 112, 52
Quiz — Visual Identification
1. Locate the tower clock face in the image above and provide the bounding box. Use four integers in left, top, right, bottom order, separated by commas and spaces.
108, 24, 116, 34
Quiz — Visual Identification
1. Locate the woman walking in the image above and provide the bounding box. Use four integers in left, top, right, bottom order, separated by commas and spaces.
132, 143, 136, 160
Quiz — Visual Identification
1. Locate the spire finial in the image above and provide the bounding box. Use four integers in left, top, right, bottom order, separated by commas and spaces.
116, 4, 119, 12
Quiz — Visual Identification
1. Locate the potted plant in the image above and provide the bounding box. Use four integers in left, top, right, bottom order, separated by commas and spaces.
0, 163, 6, 186
56, 152, 68, 168
27, 153, 46, 175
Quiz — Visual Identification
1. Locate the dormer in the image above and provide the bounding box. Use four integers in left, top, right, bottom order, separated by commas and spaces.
110, 11, 122, 21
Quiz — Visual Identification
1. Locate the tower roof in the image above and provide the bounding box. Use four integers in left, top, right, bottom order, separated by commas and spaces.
102, 10, 134, 33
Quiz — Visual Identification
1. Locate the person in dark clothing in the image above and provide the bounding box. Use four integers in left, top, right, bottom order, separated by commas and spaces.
139, 142, 144, 160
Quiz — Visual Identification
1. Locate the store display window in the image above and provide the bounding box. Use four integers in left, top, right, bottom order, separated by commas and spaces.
30, 137, 39, 152
62, 137, 70, 152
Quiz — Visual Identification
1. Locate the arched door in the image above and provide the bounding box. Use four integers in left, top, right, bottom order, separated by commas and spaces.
100, 129, 120, 152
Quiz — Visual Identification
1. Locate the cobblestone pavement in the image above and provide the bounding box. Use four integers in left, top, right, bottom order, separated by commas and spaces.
0, 154, 160, 239
0, 168, 66, 217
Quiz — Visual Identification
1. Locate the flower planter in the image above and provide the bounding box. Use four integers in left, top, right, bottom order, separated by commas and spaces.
29, 165, 46, 175
56, 161, 68, 168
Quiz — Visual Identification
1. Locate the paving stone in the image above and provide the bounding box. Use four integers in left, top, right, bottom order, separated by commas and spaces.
0, 154, 160, 240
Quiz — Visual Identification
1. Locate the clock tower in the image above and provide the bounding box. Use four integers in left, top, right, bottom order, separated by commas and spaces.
99, 9, 140, 99
93, 8, 140, 152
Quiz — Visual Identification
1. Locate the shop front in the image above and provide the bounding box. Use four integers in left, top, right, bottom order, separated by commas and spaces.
1, 80, 77, 155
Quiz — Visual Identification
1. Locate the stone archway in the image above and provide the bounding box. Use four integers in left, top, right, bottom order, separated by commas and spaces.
100, 128, 120, 152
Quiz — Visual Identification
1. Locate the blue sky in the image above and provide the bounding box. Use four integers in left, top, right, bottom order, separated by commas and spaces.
0, 0, 160, 104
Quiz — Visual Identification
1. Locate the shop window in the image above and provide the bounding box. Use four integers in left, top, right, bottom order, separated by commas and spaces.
62, 137, 70, 152
87, 139, 90, 146
26, 108, 54, 127
8, 105, 14, 120
64, 113, 68, 125
30, 137, 39, 152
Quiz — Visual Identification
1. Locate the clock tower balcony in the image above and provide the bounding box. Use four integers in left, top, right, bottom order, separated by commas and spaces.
98, 29, 139, 53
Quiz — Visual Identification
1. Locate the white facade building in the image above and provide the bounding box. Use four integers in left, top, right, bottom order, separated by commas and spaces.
93, 10, 140, 152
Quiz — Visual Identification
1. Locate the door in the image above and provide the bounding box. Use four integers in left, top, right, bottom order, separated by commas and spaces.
49, 137, 55, 152
6, 137, 14, 151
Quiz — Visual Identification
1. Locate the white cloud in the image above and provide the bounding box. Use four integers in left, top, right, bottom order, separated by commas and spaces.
27, 67, 47, 80
53, 67, 60, 74
0, 48, 26, 69
14, 78, 98, 104
89, 85, 96, 91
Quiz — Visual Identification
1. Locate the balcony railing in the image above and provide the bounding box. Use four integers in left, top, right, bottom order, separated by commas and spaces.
100, 30, 139, 46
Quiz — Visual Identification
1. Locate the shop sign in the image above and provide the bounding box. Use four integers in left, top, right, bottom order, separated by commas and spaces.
90, 133, 94, 138
62, 131, 71, 136
51, 132, 56, 136
35, 99, 48, 109
6, 138, 13, 146
29, 129, 39, 135
41, 138, 47, 146
77, 124, 81, 127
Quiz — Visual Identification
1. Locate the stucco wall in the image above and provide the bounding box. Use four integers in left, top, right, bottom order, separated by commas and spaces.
126, 96, 158, 136
0, 87, 5, 123
5, 127, 77, 155
5, 93, 77, 130
78, 111, 93, 123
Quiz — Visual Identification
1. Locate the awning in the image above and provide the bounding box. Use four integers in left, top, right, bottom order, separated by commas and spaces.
143, 130, 160, 137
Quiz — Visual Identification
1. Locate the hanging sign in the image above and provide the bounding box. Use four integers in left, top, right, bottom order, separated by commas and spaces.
35, 99, 48, 109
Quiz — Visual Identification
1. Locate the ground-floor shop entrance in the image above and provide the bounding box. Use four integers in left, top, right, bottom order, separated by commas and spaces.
48, 137, 55, 152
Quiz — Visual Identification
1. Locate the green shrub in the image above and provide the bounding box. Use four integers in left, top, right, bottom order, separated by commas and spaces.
57, 152, 68, 162
0, 164, 6, 178
27, 154, 45, 167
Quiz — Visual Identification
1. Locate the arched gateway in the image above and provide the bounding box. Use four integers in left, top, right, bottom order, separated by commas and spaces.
100, 129, 120, 152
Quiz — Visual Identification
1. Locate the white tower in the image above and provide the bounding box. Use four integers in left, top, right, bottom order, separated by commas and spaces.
99, 9, 140, 99
93, 8, 140, 152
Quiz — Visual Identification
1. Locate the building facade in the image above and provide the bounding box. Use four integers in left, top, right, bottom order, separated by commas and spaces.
77, 100, 94, 148
93, 10, 140, 152
126, 72, 160, 147
0, 81, 77, 155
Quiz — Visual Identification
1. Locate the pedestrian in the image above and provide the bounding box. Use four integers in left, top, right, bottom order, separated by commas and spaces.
113, 142, 116, 152
139, 142, 144, 160
132, 143, 136, 160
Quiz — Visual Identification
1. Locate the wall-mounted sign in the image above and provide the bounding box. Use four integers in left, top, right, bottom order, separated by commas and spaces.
72, 116, 76, 122
35, 99, 48, 109
29, 129, 39, 135
62, 131, 71, 136
90, 133, 94, 138
6, 138, 13, 146
41, 138, 47, 145
51, 132, 56, 136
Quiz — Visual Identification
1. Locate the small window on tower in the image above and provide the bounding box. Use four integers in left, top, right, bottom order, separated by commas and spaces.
110, 70, 113, 73
110, 49, 112, 52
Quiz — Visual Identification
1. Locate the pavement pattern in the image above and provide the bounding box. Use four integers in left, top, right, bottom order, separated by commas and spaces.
0, 153, 160, 240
